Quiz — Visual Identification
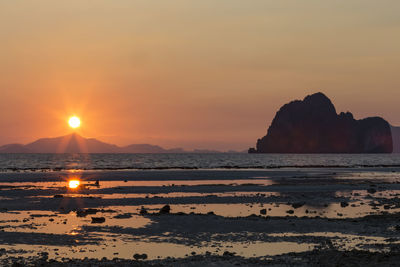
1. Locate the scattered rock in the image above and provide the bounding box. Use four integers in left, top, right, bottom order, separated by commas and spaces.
159, 205, 171, 214
340, 201, 349, 208
223, 251, 236, 256
113, 213, 132, 219
140, 207, 148, 215
91, 217, 106, 224
292, 202, 305, 209
53, 195, 63, 198
367, 188, 377, 194
133, 253, 148, 260
260, 209, 267, 215
286, 210, 294, 214
77, 209, 99, 217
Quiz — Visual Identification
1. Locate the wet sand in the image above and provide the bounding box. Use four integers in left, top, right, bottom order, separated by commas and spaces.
1, 168, 400, 266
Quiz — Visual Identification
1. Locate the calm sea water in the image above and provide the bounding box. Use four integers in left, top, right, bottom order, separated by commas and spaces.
1, 153, 400, 172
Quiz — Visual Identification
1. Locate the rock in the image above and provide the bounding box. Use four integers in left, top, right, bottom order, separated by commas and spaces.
292, 202, 305, 209
140, 206, 148, 215
113, 213, 132, 219
223, 251, 236, 256
133, 253, 147, 260
77, 209, 99, 217
159, 205, 171, 214
367, 188, 377, 194
53, 194, 63, 198
91, 217, 106, 224
340, 201, 349, 208
249, 92, 393, 153
260, 209, 267, 215
286, 210, 294, 214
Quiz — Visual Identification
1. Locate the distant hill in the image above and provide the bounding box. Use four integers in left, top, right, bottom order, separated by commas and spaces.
249, 92, 393, 153
0, 133, 238, 153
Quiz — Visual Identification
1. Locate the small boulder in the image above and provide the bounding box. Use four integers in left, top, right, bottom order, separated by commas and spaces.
259, 209, 267, 215
91, 217, 106, 224
367, 188, 377, 194
292, 202, 305, 209
133, 253, 148, 260
159, 205, 171, 214
140, 206, 148, 215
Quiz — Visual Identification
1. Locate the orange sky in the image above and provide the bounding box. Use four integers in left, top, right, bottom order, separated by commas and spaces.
1, 1, 400, 150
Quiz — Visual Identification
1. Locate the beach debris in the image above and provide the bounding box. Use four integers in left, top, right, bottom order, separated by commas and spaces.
292, 202, 305, 209
260, 209, 267, 215
159, 205, 171, 214
340, 201, 349, 208
140, 206, 148, 215
133, 253, 148, 260
91, 217, 106, 224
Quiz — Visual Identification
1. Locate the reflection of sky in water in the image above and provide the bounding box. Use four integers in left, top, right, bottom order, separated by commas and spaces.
0, 179, 274, 190
0, 238, 316, 260
2, 167, 400, 261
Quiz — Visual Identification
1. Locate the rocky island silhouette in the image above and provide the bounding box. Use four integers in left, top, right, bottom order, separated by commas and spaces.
249, 92, 393, 153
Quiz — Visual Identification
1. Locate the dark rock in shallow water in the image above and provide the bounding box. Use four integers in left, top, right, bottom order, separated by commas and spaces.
139, 206, 148, 215
91, 217, 105, 224
159, 205, 171, 214
292, 202, 305, 209
249, 92, 393, 153
340, 201, 349, 208
367, 188, 377, 194
133, 253, 147, 260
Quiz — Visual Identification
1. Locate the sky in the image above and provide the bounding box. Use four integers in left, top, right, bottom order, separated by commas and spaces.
0, 1, 399, 151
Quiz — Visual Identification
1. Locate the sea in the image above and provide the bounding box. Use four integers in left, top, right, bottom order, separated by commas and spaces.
1, 153, 400, 172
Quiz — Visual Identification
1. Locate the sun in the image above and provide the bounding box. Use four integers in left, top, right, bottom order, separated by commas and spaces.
68, 180, 80, 189
68, 116, 81, 129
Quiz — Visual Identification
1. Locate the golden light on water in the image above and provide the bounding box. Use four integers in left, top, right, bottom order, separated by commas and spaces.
68, 180, 80, 189
68, 116, 81, 129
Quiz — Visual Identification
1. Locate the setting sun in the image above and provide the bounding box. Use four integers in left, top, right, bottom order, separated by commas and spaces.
68, 180, 80, 189
68, 116, 81, 129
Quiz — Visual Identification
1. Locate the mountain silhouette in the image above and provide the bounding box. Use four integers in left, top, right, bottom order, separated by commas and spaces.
0, 133, 230, 153
391, 126, 400, 153
249, 92, 393, 153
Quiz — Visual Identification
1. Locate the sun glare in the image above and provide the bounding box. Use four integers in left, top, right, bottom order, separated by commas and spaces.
68, 180, 80, 189
68, 116, 81, 129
